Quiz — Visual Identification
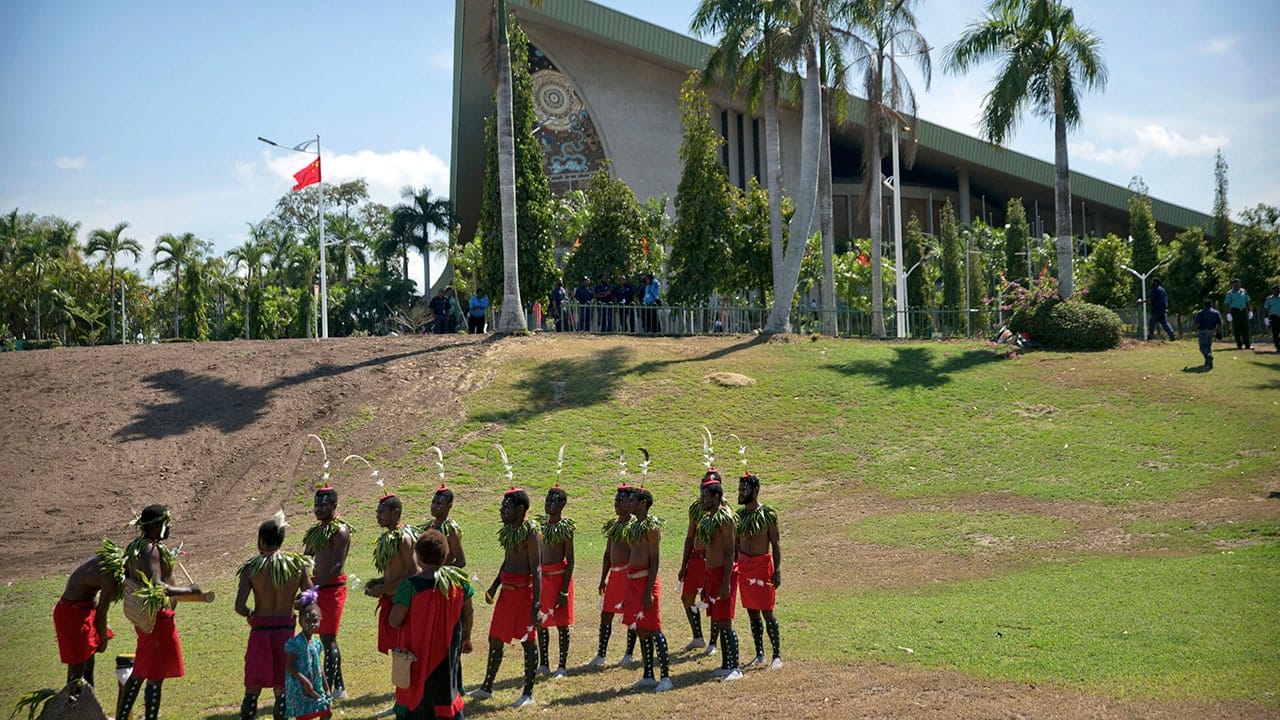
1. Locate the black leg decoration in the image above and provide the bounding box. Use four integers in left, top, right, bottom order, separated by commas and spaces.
537, 627, 550, 668
722, 626, 740, 670
685, 605, 703, 639
596, 621, 613, 658
765, 613, 782, 659
272, 693, 286, 720
323, 640, 344, 696
625, 628, 638, 656
709, 623, 720, 648
750, 613, 765, 659
84, 656, 96, 687
654, 632, 670, 679
482, 644, 503, 692
640, 635, 655, 679
238, 692, 258, 720
557, 626, 571, 670
143, 681, 162, 720
521, 641, 537, 696
117, 676, 143, 720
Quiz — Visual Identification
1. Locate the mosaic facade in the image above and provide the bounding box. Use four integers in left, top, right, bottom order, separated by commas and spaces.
529, 43, 607, 194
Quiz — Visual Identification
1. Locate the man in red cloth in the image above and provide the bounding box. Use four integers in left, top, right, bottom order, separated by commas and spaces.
303, 485, 352, 699
118, 504, 207, 720
54, 539, 123, 686
737, 472, 783, 669
364, 494, 418, 657
621, 486, 673, 691
472, 489, 541, 708
389, 530, 474, 720
700, 479, 742, 681
536, 485, 575, 678
585, 484, 637, 667
678, 469, 721, 653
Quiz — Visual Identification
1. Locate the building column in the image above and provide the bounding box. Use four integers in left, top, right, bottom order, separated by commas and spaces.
956, 167, 971, 225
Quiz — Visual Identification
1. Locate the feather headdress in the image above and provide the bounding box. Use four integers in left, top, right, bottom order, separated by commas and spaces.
343, 454, 382, 488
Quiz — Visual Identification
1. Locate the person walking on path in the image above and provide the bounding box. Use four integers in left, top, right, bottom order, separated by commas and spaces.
1142, 277, 1176, 341
1223, 279, 1252, 349
1263, 285, 1280, 353
1193, 299, 1224, 369
468, 289, 490, 334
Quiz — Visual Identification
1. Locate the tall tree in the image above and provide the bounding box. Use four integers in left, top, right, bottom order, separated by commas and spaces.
1004, 198, 1030, 285
85, 221, 142, 343
151, 232, 200, 338
391, 186, 454, 298
1211, 149, 1231, 263
903, 214, 931, 336
1163, 227, 1220, 319
562, 167, 647, 289
939, 199, 962, 319
1082, 233, 1132, 308
945, 0, 1107, 298
1128, 177, 1161, 298
227, 239, 268, 339
842, 0, 931, 337
1229, 204, 1280, 302
669, 71, 733, 305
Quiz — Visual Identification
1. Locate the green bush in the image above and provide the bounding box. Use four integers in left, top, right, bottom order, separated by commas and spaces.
1042, 301, 1123, 350
160, 337, 196, 343
23, 338, 62, 350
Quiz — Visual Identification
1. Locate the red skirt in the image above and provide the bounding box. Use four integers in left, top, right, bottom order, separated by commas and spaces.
621, 572, 662, 631
53, 599, 108, 664
377, 596, 395, 653
315, 575, 347, 635
133, 609, 184, 680
681, 552, 706, 596
704, 565, 739, 622
602, 564, 629, 614
490, 572, 535, 644
738, 553, 776, 611
540, 560, 574, 628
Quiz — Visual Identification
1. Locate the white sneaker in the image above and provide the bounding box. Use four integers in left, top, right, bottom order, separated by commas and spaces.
551, 667, 567, 679
512, 694, 535, 708
682, 638, 706, 651
631, 677, 658, 689
770, 657, 783, 670
721, 669, 744, 682
709, 667, 731, 678
375, 706, 397, 717
655, 677, 674, 692
583, 655, 606, 667
536, 664, 551, 675
618, 653, 635, 667
467, 688, 492, 700
330, 687, 347, 700
704, 643, 718, 657
743, 654, 765, 668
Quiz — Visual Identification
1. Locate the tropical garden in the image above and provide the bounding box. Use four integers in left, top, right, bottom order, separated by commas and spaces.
3, 0, 1277, 351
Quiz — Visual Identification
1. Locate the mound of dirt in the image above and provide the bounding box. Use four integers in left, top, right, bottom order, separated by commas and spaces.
0, 335, 489, 580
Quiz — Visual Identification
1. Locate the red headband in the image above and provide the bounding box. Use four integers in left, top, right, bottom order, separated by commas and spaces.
379, 492, 397, 502
436, 482, 449, 492
702, 478, 722, 489
504, 487, 524, 496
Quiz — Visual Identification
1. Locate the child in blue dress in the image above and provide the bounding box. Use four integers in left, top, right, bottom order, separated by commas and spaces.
285, 592, 332, 720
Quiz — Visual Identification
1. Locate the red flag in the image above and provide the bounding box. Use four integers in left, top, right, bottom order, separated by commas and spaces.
292, 158, 321, 191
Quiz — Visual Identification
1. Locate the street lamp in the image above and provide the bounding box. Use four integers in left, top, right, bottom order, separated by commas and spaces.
258, 134, 328, 339
885, 132, 908, 339
963, 230, 983, 338
900, 255, 928, 337
1122, 255, 1168, 341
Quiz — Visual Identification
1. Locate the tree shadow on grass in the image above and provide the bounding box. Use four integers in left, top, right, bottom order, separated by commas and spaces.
825, 346, 1005, 389
115, 343, 464, 441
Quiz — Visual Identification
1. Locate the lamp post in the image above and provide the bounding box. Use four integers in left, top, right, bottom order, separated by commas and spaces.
963, 231, 983, 338
1122, 256, 1168, 341
258, 134, 328, 339
901, 255, 927, 338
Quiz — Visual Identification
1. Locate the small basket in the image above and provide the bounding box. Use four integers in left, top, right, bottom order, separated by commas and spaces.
390, 648, 416, 689
120, 577, 157, 634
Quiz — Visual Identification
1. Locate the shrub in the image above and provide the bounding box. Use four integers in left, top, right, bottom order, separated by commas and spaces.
23, 338, 62, 350
1042, 301, 1123, 350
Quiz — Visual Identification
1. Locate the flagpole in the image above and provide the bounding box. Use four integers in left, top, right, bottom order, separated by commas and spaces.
316, 134, 328, 339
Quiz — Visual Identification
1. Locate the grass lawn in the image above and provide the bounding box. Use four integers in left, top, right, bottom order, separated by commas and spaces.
2, 336, 1277, 717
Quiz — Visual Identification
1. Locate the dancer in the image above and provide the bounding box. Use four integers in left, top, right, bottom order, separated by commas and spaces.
536, 485, 576, 678
472, 489, 541, 708
621, 486, 673, 691
389, 530, 474, 720
117, 505, 207, 720
364, 495, 419, 656
585, 484, 638, 667
737, 473, 783, 669
699, 479, 742, 681
422, 483, 467, 569
284, 591, 331, 720
54, 539, 123, 686
678, 469, 722, 653
235, 512, 313, 720
302, 485, 351, 699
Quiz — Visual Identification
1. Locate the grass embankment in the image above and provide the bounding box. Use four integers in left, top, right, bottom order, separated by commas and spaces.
2, 337, 1276, 716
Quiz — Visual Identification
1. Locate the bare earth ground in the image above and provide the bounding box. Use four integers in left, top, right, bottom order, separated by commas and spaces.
0, 335, 1272, 719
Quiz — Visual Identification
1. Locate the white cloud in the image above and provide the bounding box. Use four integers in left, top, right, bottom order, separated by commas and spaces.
262, 146, 450, 207
1198, 36, 1240, 55
1072, 124, 1226, 170
54, 156, 87, 170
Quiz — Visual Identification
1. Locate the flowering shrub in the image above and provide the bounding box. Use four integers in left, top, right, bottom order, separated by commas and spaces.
1002, 269, 1121, 350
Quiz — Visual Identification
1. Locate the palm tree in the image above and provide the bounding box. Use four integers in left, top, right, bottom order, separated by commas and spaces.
839, 0, 930, 337
227, 239, 268, 339
944, 0, 1106, 297
326, 214, 368, 283
86, 221, 142, 343
151, 232, 199, 338
15, 218, 80, 339
390, 186, 455, 299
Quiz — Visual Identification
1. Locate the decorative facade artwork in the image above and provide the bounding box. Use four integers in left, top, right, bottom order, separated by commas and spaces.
529, 43, 606, 194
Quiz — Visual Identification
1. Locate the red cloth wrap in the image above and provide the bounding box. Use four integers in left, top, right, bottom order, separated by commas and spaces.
378, 595, 396, 653
621, 571, 662, 631
395, 580, 465, 717
704, 564, 739, 622
602, 563, 629, 614
489, 572, 535, 644
243, 614, 295, 689
540, 560, 574, 627
133, 608, 184, 680
681, 552, 706, 596
737, 552, 776, 610
53, 599, 105, 664
314, 574, 347, 635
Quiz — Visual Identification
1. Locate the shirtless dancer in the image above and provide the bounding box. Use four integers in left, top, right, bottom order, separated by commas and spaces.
235, 513, 314, 720
678, 469, 722, 654
737, 473, 783, 669
302, 485, 352, 699
585, 484, 638, 667
536, 485, 575, 678
621, 487, 673, 691
54, 539, 124, 686
699, 479, 742, 681
422, 483, 467, 569
365, 495, 419, 657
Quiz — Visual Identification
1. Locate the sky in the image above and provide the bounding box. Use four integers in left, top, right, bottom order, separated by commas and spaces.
2, 0, 1277, 292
